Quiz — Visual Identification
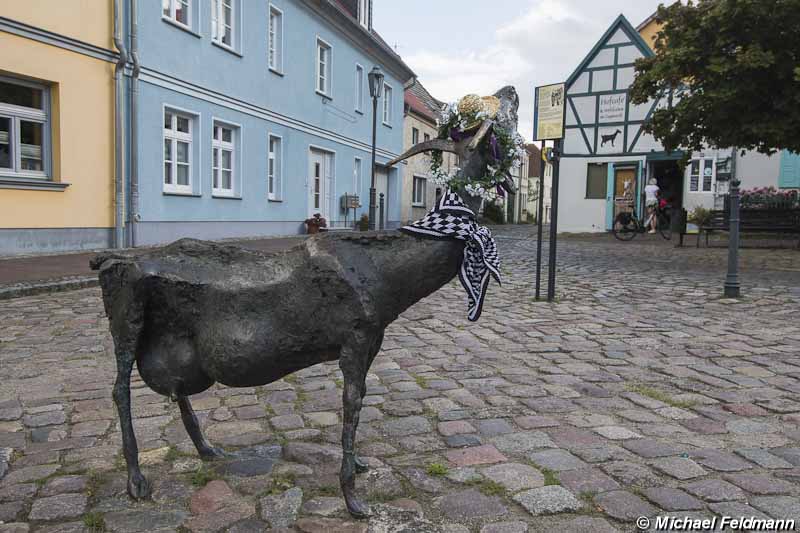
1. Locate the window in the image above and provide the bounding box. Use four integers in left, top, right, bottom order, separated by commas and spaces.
382, 83, 393, 125
412, 176, 426, 206
163, 0, 190, 26
412, 127, 419, 145
689, 158, 715, 192
212, 122, 235, 197
317, 39, 332, 96
585, 162, 607, 199
355, 64, 364, 113
424, 133, 430, 142
163, 110, 193, 193
0, 78, 49, 178
358, 0, 369, 27
268, 135, 282, 200
353, 157, 362, 195
268, 5, 283, 72
211, 0, 234, 47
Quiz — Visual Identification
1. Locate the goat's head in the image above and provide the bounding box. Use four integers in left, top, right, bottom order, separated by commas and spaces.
386, 86, 520, 212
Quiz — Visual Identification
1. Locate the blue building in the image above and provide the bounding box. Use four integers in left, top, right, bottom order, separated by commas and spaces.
125, 0, 414, 245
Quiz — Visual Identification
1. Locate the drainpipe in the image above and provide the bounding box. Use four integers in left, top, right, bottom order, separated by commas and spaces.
129, 0, 141, 247
113, 0, 128, 249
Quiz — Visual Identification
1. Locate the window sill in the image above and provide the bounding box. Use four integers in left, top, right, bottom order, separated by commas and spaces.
163, 190, 201, 197
269, 67, 284, 77
268, 197, 282, 202
0, 175, 69, 191
316, 90, 332, 101
411, 203, 426, 208
162, 17, 201, 38
382, 122, 392, 128
213, 193, 242, 200
212, 40, 243, 57
355, 109, 364, 115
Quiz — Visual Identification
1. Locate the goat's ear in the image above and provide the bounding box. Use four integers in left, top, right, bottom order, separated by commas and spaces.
384, 138, 457, 167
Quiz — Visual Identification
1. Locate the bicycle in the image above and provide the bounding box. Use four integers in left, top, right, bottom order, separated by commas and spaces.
612, 204, 671, 241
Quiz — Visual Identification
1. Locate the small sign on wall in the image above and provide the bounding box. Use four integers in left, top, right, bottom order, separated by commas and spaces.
599, 93, 627, 123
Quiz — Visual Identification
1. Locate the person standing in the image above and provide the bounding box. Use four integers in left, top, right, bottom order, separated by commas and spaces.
644, 178, 660, 233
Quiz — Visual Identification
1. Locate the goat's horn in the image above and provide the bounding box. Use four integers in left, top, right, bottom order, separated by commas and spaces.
384, 138, 457, 167
467, 119, 494, 151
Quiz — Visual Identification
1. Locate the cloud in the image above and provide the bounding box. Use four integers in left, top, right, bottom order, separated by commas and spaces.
397, 0, 660, 141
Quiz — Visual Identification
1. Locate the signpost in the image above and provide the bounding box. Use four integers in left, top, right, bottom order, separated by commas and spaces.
534, 83, 566, 302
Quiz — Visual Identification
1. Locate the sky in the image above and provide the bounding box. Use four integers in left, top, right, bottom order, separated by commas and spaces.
373, 0, 664, 142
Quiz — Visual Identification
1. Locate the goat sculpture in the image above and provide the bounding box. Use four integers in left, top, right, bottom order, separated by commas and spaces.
92, 85, 519, 518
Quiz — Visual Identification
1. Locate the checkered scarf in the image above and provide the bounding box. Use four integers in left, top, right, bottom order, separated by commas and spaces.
400, 189, 500, 321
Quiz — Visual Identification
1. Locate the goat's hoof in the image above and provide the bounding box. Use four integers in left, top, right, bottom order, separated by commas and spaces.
354, 455, 369, 474
345, 496, 370, 519
127, 471, 151, 500
200, 447, 228, 461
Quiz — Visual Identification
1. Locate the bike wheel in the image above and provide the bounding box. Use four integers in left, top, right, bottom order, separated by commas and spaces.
613, 213, 639, 241
658, 212, 672, 240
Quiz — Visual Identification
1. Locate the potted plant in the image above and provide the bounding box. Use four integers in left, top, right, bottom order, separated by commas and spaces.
305, 213, 327, 234
358, 214, 369, 231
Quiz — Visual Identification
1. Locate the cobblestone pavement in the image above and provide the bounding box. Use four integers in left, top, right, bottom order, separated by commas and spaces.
1, 226, 800, 532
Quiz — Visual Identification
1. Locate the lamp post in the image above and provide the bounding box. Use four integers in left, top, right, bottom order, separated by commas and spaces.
367, 66, 384, 231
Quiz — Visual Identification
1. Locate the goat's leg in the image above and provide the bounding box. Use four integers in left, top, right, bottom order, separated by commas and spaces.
177, 396, 226, 460
113, 343, 149, 500
339, 333, 375, 519
353, 331, 384, 475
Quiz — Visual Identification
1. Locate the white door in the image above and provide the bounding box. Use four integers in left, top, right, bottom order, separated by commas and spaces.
308, 149, 332, 220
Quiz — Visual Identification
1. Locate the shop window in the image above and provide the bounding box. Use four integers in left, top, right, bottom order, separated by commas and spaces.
586, 162, 608, 199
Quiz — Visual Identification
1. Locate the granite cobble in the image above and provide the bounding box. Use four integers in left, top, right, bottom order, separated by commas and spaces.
1, 226, 799, 530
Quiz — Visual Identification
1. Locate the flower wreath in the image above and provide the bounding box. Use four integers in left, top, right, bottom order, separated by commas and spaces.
429, 94, 526, 198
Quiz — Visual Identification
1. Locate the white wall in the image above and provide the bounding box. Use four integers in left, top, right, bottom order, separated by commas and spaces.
737, 151, 781, 189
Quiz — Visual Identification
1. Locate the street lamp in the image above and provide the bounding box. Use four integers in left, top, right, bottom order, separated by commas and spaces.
367, 66, 384, 231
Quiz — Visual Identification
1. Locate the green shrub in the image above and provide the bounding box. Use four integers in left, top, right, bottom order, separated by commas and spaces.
358, 214, 369, 231
482, 201, 505, 224
688, 206, 713, 227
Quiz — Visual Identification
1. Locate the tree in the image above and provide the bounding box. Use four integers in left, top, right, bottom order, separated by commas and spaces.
629, 0, 800, 155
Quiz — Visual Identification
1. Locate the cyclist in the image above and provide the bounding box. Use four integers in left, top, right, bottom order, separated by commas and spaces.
644, 178, 660, 234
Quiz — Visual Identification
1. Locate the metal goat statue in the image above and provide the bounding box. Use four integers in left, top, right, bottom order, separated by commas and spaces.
92, 85, 519, 518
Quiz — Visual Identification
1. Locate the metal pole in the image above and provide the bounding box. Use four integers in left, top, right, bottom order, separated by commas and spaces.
724, 177, 741, 298
369, 96, 378, 231
379, 193, 385, 230
535, 143, 545, 300
547, 139, 562, 302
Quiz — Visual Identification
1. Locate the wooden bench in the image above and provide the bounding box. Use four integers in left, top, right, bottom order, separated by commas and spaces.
678, 207, 800, 247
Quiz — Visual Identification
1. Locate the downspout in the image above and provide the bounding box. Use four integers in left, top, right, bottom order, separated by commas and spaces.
113, 0, 128, 249
129, 0, 141, 247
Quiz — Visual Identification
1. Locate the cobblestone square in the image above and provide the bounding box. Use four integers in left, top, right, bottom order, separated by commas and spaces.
1, 227, 799, 532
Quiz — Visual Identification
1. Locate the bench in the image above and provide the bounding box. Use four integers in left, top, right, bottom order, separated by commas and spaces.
678, 207, 800, 247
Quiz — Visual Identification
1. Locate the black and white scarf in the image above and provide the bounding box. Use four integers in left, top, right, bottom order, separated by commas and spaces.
400, 189, 500, 321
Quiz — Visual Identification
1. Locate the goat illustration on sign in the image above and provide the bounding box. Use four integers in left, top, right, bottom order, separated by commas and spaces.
601, 129, 622, 147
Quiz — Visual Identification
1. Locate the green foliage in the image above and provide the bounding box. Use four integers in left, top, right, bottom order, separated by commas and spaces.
687, 206, 714, 227
190, 466, 218, 487
541, 468, 560, 486
83, 512, 106, 533
426, 463, 449, 477
629, 0, 800, 155
628, 383, 696, 409
358, 214, 369, 231
482, 201, 505, 224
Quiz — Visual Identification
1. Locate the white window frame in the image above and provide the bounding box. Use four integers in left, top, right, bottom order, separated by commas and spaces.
0, 76, 50, 180
355, 63, 365, 113
212, 121, 237, 197
211, 0, 235, 49
268, 133, 282, 201
353, 156, 362, 196
358, 0, 369, 27
689, 157, 715, 193
268, 4, 283, 73
163, 110, 194, 194
162, 0, 191, 29
316, 37, 332, 97
382, 82, 393, 126
412, 175, 426, 207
